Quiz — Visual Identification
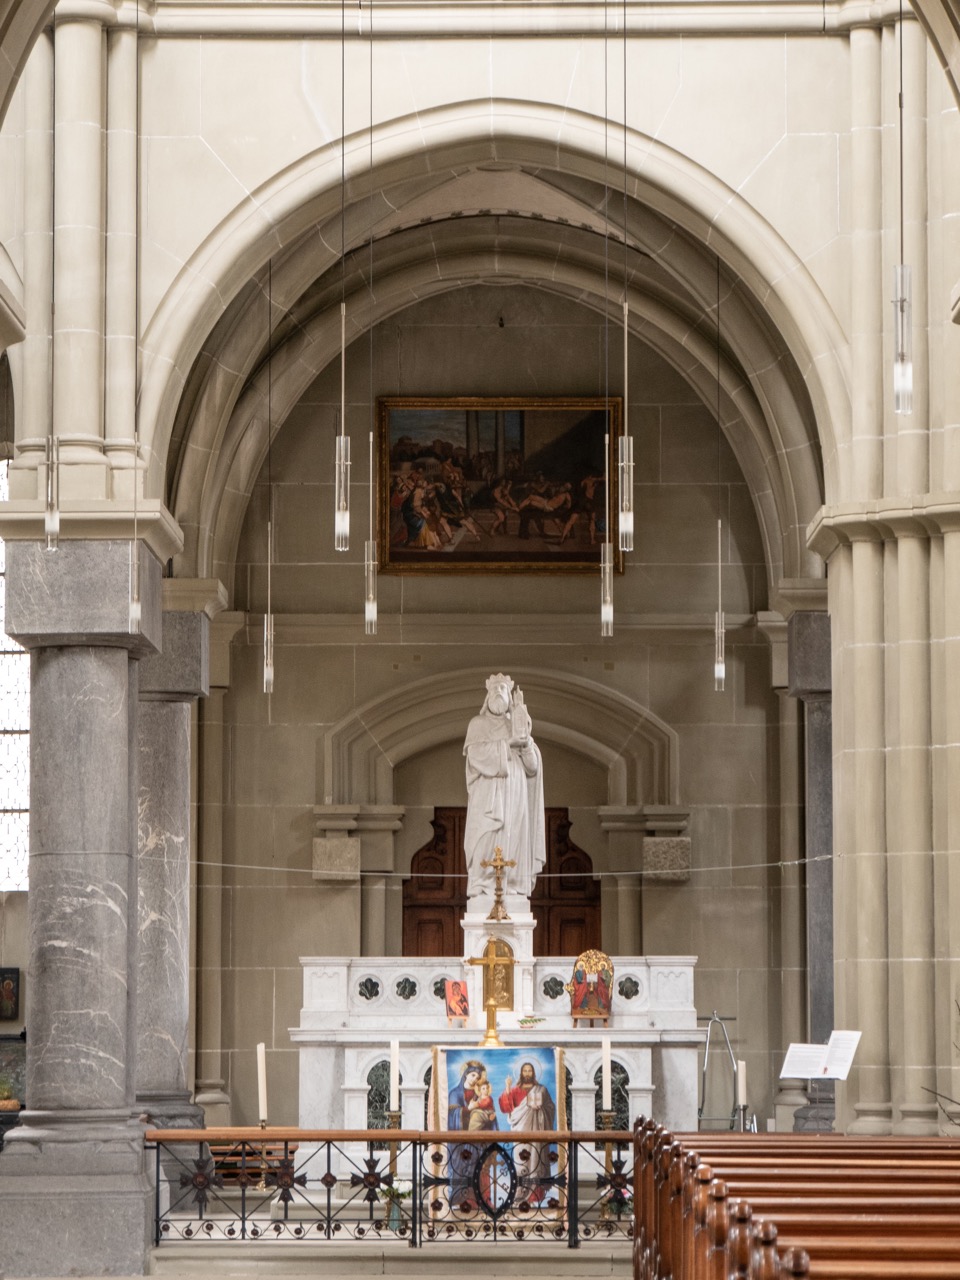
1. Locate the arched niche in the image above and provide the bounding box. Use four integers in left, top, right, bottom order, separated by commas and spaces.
322, 665, 680, 811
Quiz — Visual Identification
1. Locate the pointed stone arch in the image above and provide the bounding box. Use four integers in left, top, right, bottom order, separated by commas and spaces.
142, 98, 846, 545
322, 665, 680, 809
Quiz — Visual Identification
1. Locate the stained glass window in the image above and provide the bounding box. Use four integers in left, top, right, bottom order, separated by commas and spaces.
0, 460, 29, 891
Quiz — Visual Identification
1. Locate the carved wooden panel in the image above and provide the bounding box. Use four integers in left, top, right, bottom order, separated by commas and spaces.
402, 807, 600, 958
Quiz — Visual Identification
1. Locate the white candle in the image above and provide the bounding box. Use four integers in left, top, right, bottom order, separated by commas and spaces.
737, 1059, 747, 1107
257, 1042, 268, 1123
389, 1040, 400, 1112
601, 1037, 612, 1110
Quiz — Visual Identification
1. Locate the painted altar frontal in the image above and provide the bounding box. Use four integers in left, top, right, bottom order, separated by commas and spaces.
292, 950, 702, 1178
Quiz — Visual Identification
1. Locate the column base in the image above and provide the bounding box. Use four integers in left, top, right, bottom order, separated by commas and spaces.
792, 1100, 836, 1132
194, 1081, 231, 1127
847, 1100, 894, 1134
773, 1079, 809, 1133
892, 1102, 940, 1135
136, 1090, 205, 1130
0, 1110, 152, 1276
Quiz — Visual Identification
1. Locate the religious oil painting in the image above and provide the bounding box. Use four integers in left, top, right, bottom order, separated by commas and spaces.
378, 397, 623, 572
444, 978, 470, 1023
0, 969, 19, 1021
428, 1044, 566, 1220
566, 950, 614, 1024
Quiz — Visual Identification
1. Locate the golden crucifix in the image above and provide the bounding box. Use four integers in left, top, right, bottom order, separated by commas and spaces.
467, 936, 516, 1012
481, 845, 516, 922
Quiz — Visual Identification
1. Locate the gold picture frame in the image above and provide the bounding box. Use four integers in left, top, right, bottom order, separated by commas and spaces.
378, 396, 623, 573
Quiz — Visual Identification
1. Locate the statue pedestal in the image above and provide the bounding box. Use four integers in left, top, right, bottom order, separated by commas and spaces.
462, 908, 536, 1014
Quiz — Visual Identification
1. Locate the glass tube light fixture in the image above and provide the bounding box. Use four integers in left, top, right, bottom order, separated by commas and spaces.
714, 518, 725, 691
263, 515, 275, 693
365, 540, 377, 633
893, 263, 913, 416
893, 2, 912, 418
619, 301, 633, 551
128, 541, 141, 634
601, 541, 614, 637
335, 302, 350, 550
601, 430, 613, 636
44, 435, 59, 551
365, 435, 377, 634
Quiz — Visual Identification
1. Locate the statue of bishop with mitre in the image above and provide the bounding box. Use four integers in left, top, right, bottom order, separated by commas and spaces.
462, 674, 546, 903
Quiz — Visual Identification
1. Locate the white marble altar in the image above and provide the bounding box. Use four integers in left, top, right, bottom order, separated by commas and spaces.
292, 952, 702, 1170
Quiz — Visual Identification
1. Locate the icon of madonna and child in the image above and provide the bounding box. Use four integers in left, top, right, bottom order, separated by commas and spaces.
429, 1046, 566, 1219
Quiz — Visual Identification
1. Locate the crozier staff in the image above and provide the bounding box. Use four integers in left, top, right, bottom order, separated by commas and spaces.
462, 674, 546, 900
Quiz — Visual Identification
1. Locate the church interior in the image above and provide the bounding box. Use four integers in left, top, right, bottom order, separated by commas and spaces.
1, 0, 960, 1272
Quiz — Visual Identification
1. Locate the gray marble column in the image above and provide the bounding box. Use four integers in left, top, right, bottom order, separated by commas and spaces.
0, 540, 161, 1278
788, 611, 835, 1131
136, 610, 209, 1128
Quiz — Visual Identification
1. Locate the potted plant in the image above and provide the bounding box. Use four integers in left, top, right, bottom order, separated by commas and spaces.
0, 1074, 21, 1111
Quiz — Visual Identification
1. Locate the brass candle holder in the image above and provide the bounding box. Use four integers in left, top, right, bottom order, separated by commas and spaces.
598, 1108, 617, 1218
386, 1108, 402, 1180
256, 1118, 268, 1191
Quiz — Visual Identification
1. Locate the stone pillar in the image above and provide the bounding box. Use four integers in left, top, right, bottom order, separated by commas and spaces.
757, 611, 808, 1131
788, 611, 835, 1130
850, 22, 883, 503
896, 17, 928, 491
0, 539, 161, 1278
104, 15, 138, 477
599, 805, 691, 955
16, 33, 52, 479
850, 536, 891, 1133
52, 7, 109, 497
890, 529, 936, 1132
935, 525, 960, 1118
191, 600, 238, 1127
136, 611, 209, 1128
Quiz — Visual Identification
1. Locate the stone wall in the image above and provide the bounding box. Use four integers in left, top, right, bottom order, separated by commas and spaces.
216, 285, 783, 1127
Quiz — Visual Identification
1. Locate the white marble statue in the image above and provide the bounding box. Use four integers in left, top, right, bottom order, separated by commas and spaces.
463, 673, 546, 901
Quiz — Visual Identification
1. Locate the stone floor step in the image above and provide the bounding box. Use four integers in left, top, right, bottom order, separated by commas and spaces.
147, 1240, 632, 1277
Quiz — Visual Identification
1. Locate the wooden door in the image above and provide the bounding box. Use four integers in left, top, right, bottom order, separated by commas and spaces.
402, 809, 467, 957
531, 810, 601, 956
402, 807, 600, 957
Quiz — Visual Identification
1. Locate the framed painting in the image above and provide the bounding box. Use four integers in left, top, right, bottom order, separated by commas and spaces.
428, 1044, 567, 1219
444, 979, 470, 1024
0, 969, 18, 1021
378, 396, 623, 572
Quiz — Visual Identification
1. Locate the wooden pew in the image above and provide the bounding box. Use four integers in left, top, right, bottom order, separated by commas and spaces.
632, 1117, 960, 1280
208, 1139, 298, 1187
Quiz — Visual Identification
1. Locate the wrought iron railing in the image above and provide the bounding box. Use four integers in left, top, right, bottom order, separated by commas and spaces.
146, 1127, 633, 1248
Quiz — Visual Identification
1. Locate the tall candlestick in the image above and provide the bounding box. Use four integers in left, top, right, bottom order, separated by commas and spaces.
601, 1037, 612, 1110
390, 1040, 400, 1112
257, 1042, 268, 1123
737, 1059, 747, 1107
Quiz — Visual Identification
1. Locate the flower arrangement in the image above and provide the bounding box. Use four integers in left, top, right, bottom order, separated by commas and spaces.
384, 1178, 412, 1230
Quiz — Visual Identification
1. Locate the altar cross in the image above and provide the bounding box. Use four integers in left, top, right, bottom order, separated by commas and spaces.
480, 845, 516, 921
467, 936, 516, 1011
